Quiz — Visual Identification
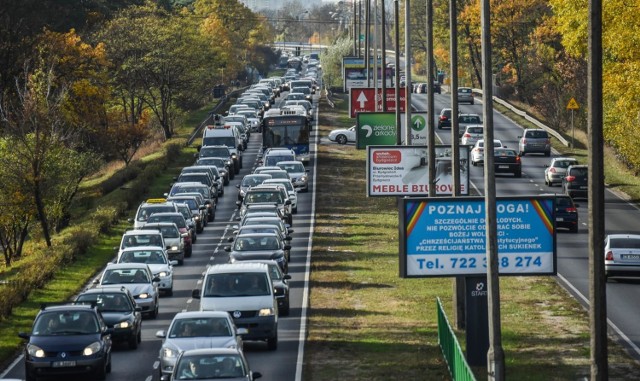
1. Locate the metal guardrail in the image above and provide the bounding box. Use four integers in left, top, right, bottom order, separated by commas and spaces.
472, 88, 570, 147
437, 297, 477, 381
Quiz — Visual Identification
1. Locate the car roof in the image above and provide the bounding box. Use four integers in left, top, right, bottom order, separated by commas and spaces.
180, 348, 243, 357
124, 229, 163, 235
105, 263, 151, 270
39, 304, 97, 312
120, 245, 165, 252
236, 232, 280, 238
78, 286, 132, 295
172, 311, 231, 320
204, 262, 269, 274
143, 222, 179, 228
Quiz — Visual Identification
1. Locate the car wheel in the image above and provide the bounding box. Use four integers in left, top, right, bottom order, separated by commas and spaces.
519, 151, 525, 156
224, 177, 230, 185
293, 206, 297, 214
208, 211, 215, 222
185, 248, 192, 258
545, 151, 551, 157
137, 329, 142, 343
25, 371, 36, 381
106, 353, 112, 373
471, 100, 474, 105
336, 134, 348, 144
94, 359, 107, 380
514, 170, 522, 178
281, 302, 290, 316
166, 288, 173, 297
178, 259, 184, 266
151, 303, 159, 319
220, 188, 224, 196
571, 225, 578, 233
267, 334, 278, 351
129, 333, 139, 349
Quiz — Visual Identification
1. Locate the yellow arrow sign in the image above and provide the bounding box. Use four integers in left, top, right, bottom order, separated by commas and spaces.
567, 97, 580, 110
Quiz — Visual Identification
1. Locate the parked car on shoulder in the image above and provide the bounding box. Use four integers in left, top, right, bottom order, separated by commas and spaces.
328, 125, 356, 144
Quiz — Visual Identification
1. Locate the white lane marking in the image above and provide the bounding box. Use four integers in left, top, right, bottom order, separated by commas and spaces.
0, 353, 24, 379
295, 92, 320, 381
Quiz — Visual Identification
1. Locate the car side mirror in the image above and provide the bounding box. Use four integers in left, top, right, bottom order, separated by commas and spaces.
192, 289, 201, 299
224, 246, 231, 252
236, 184, 241, 189
236, 201, 241, 209
134, 306, 143, 312
283, 274, 292, 280
152, 277, 161, 283
284, 245, 292, 251
18, 332, 30, 339
155, 330, 167, 339
104, 327, 115, 335
170, 260, 179, 266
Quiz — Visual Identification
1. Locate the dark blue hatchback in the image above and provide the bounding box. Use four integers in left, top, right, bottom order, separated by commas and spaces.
18, 304, 113, 381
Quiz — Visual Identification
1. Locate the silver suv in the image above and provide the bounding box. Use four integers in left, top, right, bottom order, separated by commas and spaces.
457, 87, 474, 104
518, 129, 551, 156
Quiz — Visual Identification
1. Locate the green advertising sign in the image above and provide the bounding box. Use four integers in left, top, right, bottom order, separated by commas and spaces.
356, 112, 429, 149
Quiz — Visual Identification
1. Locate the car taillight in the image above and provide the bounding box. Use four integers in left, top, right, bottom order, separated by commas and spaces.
565, 175, 576, 182
440, 116, 448, 121
549, 167, 556, 173
521, 138, 527, 144
605, 251, 614, 261
463, 133, 471, 138
566, 207, 577, 213
515, 156, 521, 163
545, 139, 550, 144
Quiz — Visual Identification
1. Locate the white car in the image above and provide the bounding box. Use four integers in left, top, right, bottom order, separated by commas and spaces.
470, 139, 503, 166
156, 311, 246, 379
328, 126, 356, 145
460, 125, 484, 146
276, 160, 309, 193
116, 246, 178, 296
544, 157, 578, 186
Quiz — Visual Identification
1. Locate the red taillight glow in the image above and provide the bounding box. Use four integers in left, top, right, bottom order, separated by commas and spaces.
566, 207, 577, 213
515, 156, 521, 163
439, 116, 448, 121
463, 133, 471, 138
606, 251, 614, 261
565, 175, 576, 182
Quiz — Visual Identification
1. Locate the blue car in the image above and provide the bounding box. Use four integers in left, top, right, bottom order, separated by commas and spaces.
18, 304, 113, 381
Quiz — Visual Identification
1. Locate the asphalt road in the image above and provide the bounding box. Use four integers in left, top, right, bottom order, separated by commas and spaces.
2, 88, 321, 381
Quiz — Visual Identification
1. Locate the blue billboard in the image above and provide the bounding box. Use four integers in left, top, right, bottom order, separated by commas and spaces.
399, 197, 557, 277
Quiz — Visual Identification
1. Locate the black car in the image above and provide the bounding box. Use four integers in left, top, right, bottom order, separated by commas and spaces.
543, 194, 579, 233
18, 304, 113, 381
75, 286, 143, 349
493, 148, 521, 177
562, 164, 588, 199
437, 108, 452, 129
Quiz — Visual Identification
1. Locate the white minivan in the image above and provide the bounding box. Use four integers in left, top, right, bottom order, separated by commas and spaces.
191, 263, 279, 350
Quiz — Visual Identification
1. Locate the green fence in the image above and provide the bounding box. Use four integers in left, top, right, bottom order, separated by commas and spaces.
437, 297, 477, 381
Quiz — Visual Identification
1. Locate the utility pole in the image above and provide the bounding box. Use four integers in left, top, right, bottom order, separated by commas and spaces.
426, 0, 435, 197
449, 0, 465, 330
381, 0, 387, 111
353, 0, 358, 56
403, 0, 411, 144
588, 0, 607, 378
394, 0, 400, 143
365, 0, 371, 87
481, 0, 504, 379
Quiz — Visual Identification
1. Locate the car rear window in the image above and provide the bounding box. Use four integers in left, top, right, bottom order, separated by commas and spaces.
525, 130, 549, 138
569, 167, 588, 177
610, 238, 640, 249
458, 88, 471, 94
556, 197, 573, 207
468, 127, 483, 134
495, 150, 517, 157
460, 115, 482, 123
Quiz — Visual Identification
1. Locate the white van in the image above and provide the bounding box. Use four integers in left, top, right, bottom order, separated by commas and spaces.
202, 124, 244, 173
192, 263, 279, 350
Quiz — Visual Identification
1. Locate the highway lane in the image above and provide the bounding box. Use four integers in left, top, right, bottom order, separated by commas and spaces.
411, 90, 640, 359
2, 87, 320, 381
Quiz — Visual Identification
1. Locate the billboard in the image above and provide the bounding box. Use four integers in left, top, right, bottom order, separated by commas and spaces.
367, 145, 470, 196
342, 57, 393, 91
399, 197, 557, 278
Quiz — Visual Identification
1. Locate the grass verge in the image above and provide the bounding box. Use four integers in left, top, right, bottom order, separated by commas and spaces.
304, 92, 640, 380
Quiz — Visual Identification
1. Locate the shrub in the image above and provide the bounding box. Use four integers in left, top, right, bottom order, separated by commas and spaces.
92, 207, 120, 234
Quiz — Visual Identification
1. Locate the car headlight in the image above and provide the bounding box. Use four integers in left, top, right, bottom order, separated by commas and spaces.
27, 344, 45, 358
239, 190, 246, 197
138, 293, 150, 299
226, 161, 232, 166
194, 215, 200, 221
300, 175, 307, 182
83, 341, 102, 356
162, 347, 177, 358
157, 271, 170, 277
231, 153, 237, 158
170, 246, 178, 251
258, 308, 275, 316
115, 321, 130, 329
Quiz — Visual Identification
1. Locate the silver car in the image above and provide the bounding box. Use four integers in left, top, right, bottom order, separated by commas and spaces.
156, 311, 246, 379
96, 263, 160, 318
460, 125, 484, 146
544, 157, 578, 186
457, 87, 474, 104
276, 161, 309, 193
604, 234, 640, 282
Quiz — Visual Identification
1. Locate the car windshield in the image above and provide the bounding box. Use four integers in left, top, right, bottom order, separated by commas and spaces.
175, 354, 246, 380
199, 147, 229, 158
147, 214, 186, 229
525, 130, 548, 138
76, 293, 132, 313
204, 273, 270, 297
168, 317, 231, 338
103, 268, 150, 284
553, 160, 576, 169
234, 236, 280, 251
245, 191, 283, 204
122, 234, 163, 248
242, 175, 271, 187
120, 250, 167, 264
137, 206, 174, 221
278, 163, 305, 173
33, 311, 99, 335
265, 155, 295, 166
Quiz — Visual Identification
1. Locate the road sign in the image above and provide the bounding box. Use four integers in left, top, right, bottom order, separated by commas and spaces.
566, 97, 580, 110
356, 112, 427, 148
349, 88, 406, 118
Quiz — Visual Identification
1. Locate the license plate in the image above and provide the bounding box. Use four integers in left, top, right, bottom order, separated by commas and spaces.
580, 186, 587, 189
53, 361, 76, 368
556, 218, 564, 222
498, 165, 510, 169
622, 254, 640, 260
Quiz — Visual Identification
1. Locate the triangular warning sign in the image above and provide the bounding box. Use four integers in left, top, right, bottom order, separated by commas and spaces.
567, 97, 580, 110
